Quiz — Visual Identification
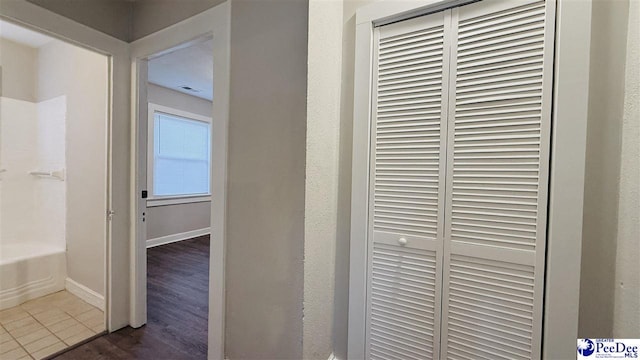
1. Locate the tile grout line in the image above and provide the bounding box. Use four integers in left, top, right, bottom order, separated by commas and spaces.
21, 308, 67, 357
61, 308, 97, 341
27, 306, 97, 347
1, 318, 35, 359
20, 299, 100, 356
2, 292, 105, 359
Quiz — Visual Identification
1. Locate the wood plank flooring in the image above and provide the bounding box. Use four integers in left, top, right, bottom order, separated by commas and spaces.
54, 236, 210, 359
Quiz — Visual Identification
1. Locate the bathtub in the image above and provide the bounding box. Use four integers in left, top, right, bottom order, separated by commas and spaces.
0, 243, 66, 310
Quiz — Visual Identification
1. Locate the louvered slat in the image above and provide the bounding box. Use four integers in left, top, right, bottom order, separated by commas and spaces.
370, 244, 438, 360
367, 10, 449, 360
442, 1, 554, 359
449, 0, 547, 250
446, 255, 535, 360
373, 17, 445, 240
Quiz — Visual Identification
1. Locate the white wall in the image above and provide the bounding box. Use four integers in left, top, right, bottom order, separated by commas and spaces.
0, 38, 38, 102
145, 84, 211, 241
303, 1, 343, 359
579, 0, 631, 337
305, 1, 374, 359
38, 40, 108, 297
613, 0, 639, 338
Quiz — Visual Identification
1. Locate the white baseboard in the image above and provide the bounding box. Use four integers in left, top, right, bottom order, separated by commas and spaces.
146, 227, 211, 248
65, 278, 105, 311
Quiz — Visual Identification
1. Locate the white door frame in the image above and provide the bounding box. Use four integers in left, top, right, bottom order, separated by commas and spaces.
348, 0, 593, 359
0, 0, 131, 331
129, 2, 230, 359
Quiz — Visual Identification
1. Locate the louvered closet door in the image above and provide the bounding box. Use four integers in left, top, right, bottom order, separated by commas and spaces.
441, 1, 555, 359
366, 11, 451, 360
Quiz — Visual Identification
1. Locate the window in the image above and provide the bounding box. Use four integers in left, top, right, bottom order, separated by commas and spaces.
148, 103, 211, 205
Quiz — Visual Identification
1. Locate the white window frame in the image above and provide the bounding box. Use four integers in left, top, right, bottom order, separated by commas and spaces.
146, 102, 212, 207
348, 0, 593, 359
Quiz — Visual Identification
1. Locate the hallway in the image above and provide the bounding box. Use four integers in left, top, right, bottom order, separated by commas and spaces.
54, 236, 210, 359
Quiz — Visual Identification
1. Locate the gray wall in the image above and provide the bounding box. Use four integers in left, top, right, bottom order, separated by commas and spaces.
146, 83, 211, 241
148, 83, 212, 117
579, 0, 631, 338
0, 38, 38, 102
225, 0, 307, 358
26, 0, 132, 41
25, 0, 225, 42
131, 0, 226, 41
146, 201, 211, 239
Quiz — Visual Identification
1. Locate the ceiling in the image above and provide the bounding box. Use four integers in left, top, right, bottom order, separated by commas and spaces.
0, 19, 55, 48
148, 39, 214, 101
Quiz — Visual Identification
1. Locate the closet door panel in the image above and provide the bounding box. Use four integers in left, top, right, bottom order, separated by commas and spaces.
367, 11, 451, 360
442, 1, 554, 359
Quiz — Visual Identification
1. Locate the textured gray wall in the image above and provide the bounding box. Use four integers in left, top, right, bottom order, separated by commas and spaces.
26, 0, 132, 41
130, 0, 225, 41
224, 0, 307, 358
25, 0, 225, 42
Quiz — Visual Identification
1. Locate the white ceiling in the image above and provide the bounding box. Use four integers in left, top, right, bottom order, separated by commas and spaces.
0, 19, 55, 48
148, 39, 214, 101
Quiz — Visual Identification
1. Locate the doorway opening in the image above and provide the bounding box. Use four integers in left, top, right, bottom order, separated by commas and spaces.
0, 19, 109, 359
139, 38, 214, 357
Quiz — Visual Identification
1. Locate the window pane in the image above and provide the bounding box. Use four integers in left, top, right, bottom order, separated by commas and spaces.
153, 112, 210, 196
155, 113, 209, 160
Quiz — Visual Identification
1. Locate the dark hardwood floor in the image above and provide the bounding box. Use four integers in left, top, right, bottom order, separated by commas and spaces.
54, 236, 210, 359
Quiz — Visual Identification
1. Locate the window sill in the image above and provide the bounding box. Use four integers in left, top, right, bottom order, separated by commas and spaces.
146, 195, 211, 207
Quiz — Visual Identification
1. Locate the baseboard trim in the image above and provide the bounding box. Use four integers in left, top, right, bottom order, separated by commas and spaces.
65, 278, 105, 311
146, 227, 211, 249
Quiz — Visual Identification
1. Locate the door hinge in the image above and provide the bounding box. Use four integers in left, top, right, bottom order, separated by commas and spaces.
107, 210, 115, 221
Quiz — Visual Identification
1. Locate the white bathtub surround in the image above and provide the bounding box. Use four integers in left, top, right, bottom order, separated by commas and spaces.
0, 244, 66, 310
35, 96, 67, 249
0, 97, 38, 244
0, 96, 66, 248
0, 96, 67, 310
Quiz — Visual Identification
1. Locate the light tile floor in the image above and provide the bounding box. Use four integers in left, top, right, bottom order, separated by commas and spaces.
0, 291, 105, 360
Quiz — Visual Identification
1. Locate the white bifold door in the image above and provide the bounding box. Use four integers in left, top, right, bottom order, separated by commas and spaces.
365, 0, 555, 359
